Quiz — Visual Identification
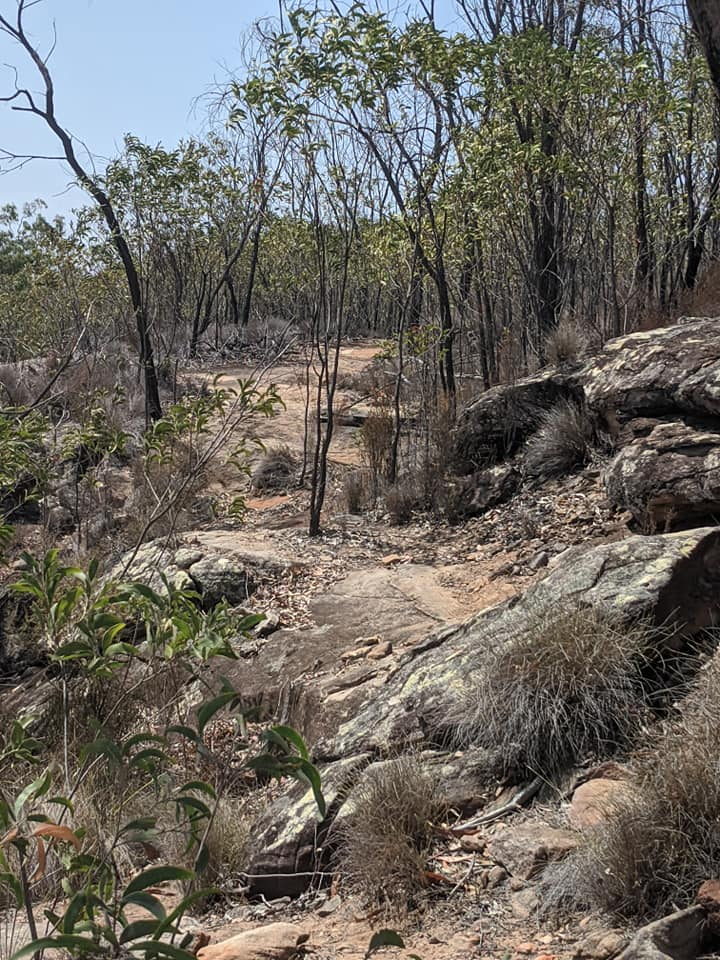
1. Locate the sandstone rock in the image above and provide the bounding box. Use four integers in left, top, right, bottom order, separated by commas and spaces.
188, 555, 257, 607
604, 420, 720, 529
322, 529, 720, 762
696, 879, 720, 936
454, 369, 583, 472
486, 822, 578, 880
487, 865, 508, 888
585, 320, 720, 424
367, 641, 392, 659
452, 462, 522, 516
575, 930, 628, 960
569, 778, 629, 830
615, 906, 705, 960
245, 755, 370, 898
246, 528, 720, 900
315, 894, 341, 917
110, 536, 297, 606
511, 887, 540, 919
196, 922, 308, 960
528, 549, 550, 571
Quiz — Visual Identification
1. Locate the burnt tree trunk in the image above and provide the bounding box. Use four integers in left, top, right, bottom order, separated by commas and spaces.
687, 0, 720, 100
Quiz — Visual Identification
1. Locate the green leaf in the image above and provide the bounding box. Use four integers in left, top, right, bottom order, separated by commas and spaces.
120, 919, 169, 944
178, 781, 216, 800
196, 691, 238, 735
365, 929, 406, 957
13, 767, 52, 818
167, 725, 199, 744
123, 865, 194, 896
266, 725, 310, 760
120, 891, 167, 922
128, 940, 197, 959
11, 935, 100, 959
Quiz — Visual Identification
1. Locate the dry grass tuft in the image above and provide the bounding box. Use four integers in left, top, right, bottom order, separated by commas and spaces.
384, 479, 420, 524
525, 400, 596, 479
545, 321, 585, 366
447, 604, 655, 780
251, 445, 297, 492
543, 651, 720, 920
343, 468, 371, 514
334, 755, 442, 912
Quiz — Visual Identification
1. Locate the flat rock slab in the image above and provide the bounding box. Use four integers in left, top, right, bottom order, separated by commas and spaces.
245, 529, 720, 899
196, 922, 308, 960
308, 565, 456, 647
322, 528, 720, 761
486, 822, 578, 879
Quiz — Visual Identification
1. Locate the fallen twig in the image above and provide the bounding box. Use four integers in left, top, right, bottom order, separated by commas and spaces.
450, 776, 543, 833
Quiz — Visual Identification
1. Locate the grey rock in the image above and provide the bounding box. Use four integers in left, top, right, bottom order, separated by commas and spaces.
616, 906, 705, 960
188, 555, 256, 607
452, 462, 522, 517
485, 822, 578, 880
528, 549, 550, 571
316, 894, 341, 917
454, 369, 584, 473
604, 420, 720, 529
321, 529, 720, 762
585, 320, 720, 424
245, 755, 371, 899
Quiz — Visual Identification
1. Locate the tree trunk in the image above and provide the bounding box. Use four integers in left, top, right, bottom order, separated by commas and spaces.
687, 0, 720, 100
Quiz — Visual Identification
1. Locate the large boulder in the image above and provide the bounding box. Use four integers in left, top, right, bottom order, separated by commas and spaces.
108, 534, 302, 606
321, 528, 720, 762
246, 529, 720, 898
453, 369, 583, 473
453, 320, 720, 486
584, 320, 720, 425
604, 420, 720, 530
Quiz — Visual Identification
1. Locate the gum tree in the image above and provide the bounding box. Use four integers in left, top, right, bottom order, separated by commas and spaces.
0, 0, 163, 423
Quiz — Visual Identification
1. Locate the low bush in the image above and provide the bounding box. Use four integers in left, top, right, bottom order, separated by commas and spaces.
446, 603, 656, 780
543, 653, 720, 920
384, 478, 420, 524
343, 468, 371, 514
251, 445, 297, 491
358, 406, 394, 484
525, 400, 595, 479
334, 755, 441, 911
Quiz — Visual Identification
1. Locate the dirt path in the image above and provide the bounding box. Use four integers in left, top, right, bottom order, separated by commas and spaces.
209, 342, 380, 468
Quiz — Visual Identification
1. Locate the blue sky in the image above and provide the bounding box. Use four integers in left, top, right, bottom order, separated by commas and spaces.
0, 0, 458, 219
0, 0, 279, 215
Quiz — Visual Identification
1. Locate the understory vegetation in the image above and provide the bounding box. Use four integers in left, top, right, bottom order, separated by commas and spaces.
0, 551, 322, 959
544, 652, 720, 920
333, 755, 442, 912
1, 0, 720, 954
445, 604, 660, 780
